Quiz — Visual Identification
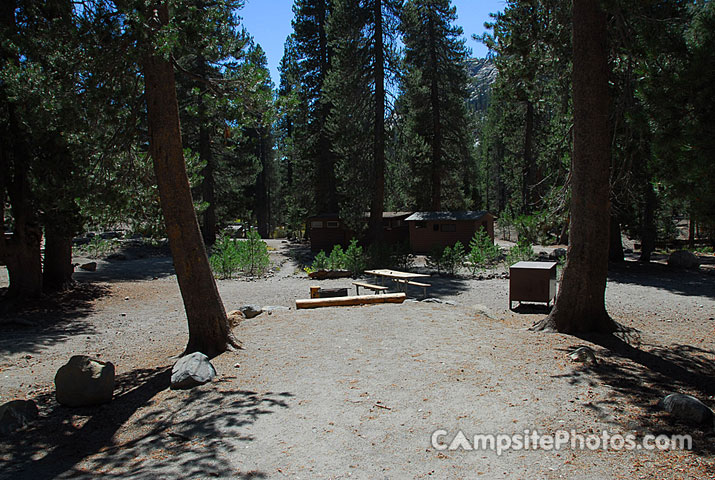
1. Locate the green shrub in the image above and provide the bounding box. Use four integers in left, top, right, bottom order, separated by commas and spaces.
77, 236, 119, 259
506, 239, 535, 265
311, 250, 329, 271
391, 242, 415, 271
327, 244, 346, 271
426, 245, 444, 274
428, 242, 465, 276
443, 242, 466, 276
209, 233, 242, 279
498, 209, 515, 241
344, 238, 366, 276
209, 230, 270, 278
240, 230, 271, 276
468, 230, 501, 275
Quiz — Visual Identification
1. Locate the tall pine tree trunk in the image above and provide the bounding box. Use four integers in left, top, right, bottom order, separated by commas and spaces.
255, 128, 271, 239
143, 3, 238, 356
428, 17, 442, 211
533, 0, 616, 333
1, 4, 42, 298
199, 123, 217, 246
368, 0, 386, 243
608, 214, 624, 262
314, 0, 339, 214
522, 100, 535, 213
43, 227, 74, 291
639, 181, 656, 262
3, 132, 43, 298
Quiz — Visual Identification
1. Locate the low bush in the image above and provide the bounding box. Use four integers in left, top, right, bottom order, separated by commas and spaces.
209, 231, 271, 279
467, 230, 501, 275
505, 239, 536, 265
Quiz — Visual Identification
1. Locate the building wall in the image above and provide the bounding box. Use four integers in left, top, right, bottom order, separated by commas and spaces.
308, 215, 410, 252
308, 217, 350, 252
408, 216, 494, 253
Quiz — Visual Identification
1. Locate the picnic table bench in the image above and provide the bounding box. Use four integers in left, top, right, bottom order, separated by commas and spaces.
393, 278, 431, 298
352, 281, 389, 295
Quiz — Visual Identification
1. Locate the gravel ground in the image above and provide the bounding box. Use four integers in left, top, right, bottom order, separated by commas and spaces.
0, 239, 713, 479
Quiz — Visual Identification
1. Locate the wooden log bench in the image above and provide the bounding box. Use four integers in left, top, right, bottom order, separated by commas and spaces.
393, 279, 431, 298
296, 293, 406, 309
352, 281, 389, 296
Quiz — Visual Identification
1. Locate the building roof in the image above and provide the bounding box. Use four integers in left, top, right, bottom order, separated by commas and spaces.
308, 212, 413, 220
404, 211, 491, 222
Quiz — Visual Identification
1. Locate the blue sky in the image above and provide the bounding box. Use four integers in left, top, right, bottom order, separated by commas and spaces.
239, 0, 506, 86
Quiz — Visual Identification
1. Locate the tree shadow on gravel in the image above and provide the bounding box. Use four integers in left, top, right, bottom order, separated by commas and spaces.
72, 256, 176, 283
280, 241, 314, 269
0, 283, 110, 355
1, 365, 292, 480
607, 260, 715, 300
553, 332, 715, 457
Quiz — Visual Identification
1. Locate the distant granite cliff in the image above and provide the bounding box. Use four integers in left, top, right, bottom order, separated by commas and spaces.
466, 58, 497, 113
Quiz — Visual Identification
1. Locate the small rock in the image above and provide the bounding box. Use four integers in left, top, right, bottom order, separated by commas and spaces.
55, 355, 115, 407
262, 306, 290, 314
227, 310, 244, 328
473, 304, 497, 320
171, 352, 217, 390
569, 346, 598, 365
659, 393, 714, 426
239, 305, 263, 319
124, 297, 129, 301
120, 313, 127, 317
79, 262, 97, 272
667, 250, 700, 269
0, 400, 39, 435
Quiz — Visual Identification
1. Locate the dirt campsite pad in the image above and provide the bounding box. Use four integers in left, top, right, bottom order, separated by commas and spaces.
1, 240, 714, 479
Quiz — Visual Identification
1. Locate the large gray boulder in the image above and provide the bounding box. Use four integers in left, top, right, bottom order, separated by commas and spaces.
659, 393, 714, 426
0, 400, 38, 435
667, 250, 700, 269
55, 356, 115, 407
239, 305, 263, 319
171, 352, 217, 390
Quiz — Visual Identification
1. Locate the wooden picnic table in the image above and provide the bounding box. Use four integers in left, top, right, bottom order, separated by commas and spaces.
364, 269, 432, 297
364, 269, 430, 283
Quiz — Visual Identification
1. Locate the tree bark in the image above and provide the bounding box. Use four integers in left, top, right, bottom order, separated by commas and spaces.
199, 123, 217, 246
314, 0, 339, 214
368, 0, 386, 243
428, 14, 442, 211
0, 2, 43, 298
522, 100, 535, 213
143, 3, 238, 357
608, 214, 624, 262
255, 127, 271, 238
639, 181, 656, 262
43, 228, 74, 291
533, 0, 616, 333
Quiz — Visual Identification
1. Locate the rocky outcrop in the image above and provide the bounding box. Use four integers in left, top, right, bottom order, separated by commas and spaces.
667, 250, 700, 269
659, 393, 714, 426
55, 356, 115, 407
170, 352, 217, 390
0, 400, 38, 434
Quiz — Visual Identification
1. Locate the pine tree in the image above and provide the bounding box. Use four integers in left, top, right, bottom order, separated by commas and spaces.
291, 0, 340, 215
399, 0, 474, 211
325, 0, 400, 240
